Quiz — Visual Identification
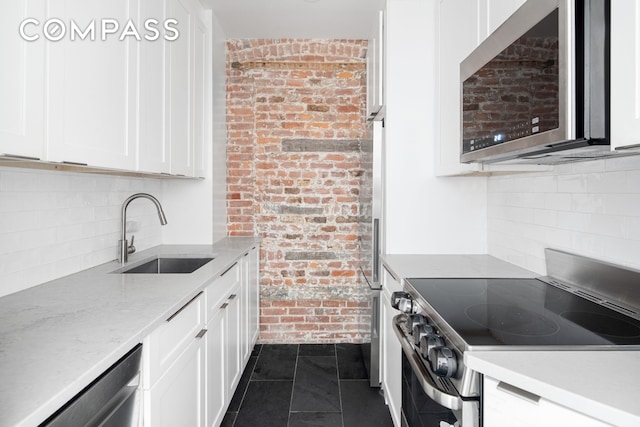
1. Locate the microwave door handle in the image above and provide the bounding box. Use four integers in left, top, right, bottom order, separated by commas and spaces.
392, 315, 463, 411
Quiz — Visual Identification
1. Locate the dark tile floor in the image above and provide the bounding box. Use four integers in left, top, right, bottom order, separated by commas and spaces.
222, 344, 394, 427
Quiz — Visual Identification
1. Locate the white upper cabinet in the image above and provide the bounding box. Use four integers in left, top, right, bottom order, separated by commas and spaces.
192, 9, 210, 178
436, 0, 481, 176
167, 0, 193, 176
46, 0, 139, 170
2, 0, 211, 177
611, 1, 640, 152
436, 0, 542, 176
367, 10, 385, 119
478, 0, 526, 40
138, 0, 169, 174
0, 1, 45, 159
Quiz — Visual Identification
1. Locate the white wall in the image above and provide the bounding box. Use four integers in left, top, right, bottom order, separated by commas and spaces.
384, 0, 487, 254
0, 167, 164, 296
488, 156, 640, 274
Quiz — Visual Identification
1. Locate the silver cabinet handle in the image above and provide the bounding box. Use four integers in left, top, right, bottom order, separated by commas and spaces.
229, 294, 237, 300
496, 381, 540, 404
166, 291, 203, 322
220, 262, 238, 277
195, 329, 207, 339
220, 302, 229, 309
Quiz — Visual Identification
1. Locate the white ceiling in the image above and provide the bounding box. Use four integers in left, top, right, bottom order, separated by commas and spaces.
209, 0, 384, 39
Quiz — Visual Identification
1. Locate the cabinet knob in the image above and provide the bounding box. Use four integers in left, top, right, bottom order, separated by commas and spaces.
196, 329, 207, 339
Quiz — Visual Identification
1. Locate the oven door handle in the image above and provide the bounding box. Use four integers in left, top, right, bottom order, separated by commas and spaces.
393, 315, 463, 411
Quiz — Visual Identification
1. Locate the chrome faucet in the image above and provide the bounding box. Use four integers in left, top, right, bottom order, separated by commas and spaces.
118, 193, 168, 263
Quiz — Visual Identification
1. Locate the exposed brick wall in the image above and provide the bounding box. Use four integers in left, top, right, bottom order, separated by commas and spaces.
226, 39, 370, 343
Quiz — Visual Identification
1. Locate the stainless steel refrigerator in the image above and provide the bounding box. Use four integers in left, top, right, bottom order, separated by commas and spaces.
359, 117, 384, 387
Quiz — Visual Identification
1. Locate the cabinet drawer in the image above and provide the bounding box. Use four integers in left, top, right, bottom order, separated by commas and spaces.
207, 262, 240, 321
143, 292, 205, 388
382, 265, 402, 294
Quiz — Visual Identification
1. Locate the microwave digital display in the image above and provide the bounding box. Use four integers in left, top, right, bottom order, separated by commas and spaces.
462, 9, 560, 154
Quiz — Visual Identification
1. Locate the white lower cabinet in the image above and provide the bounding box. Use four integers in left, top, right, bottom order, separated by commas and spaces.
484, 376, 611, 427
143, 245, 260, 427
381, 265, 402, 427
146, 336, 206, 427
206, 304, 226, 427
240, 245, 260, 366
143, 292, 206, 427
224, 282, 243, 395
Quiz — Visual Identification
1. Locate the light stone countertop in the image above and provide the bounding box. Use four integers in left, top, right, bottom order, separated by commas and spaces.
465, 351, 640, 427
0, 237, 260, 427
381, 253, 537, 279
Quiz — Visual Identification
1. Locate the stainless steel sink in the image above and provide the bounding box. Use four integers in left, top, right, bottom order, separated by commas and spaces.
117, 257, 214, 274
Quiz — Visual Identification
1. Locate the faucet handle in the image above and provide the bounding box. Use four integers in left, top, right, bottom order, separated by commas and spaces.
128, 235, 136, 255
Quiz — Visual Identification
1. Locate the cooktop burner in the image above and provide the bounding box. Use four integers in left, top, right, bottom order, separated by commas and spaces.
405, 278, 640, 348
559, 311, 640, 338
465, 303, 560, 337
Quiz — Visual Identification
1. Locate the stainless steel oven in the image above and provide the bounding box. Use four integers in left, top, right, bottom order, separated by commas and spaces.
393, 313, 479, 427
390, 249, 640, 427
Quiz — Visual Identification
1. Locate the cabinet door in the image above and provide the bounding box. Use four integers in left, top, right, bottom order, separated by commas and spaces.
435, 0, 481, 176
611, 1, 640, 151
143, 292, 204, 388
248, 246, 260, 346
0, 0, 45, 159
46, 0, 138, 170
192, 8, 210, 178
167, 0, 194, 176
226, 284, 243, 393
206, 305, 226, 427
381, 266, 402, 427
138, 0, 169, 174
145, 336, 206, 427
484, 376, 610, 426
478, 0, 526, 39
366, 10, 385, 119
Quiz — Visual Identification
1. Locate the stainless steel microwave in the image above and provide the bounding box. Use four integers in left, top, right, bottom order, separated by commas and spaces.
460, 0, 610, 164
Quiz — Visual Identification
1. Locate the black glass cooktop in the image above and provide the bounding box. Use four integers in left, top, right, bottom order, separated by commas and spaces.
405, 278, 640, 348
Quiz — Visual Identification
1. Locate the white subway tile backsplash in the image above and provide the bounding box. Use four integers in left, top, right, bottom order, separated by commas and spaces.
0, 167, 163, 297
571, 193, 605, 214
557, 174, 587, 193
586, 171, 628, 193
544, 193, 572, 211
488, 157, 640, 273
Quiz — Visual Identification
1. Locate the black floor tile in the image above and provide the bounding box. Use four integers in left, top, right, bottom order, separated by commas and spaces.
299, 344, 336, 357
291, 356, 341, 412
289, 412, 343, 427
228, 355, 258, 411
233, 380, 293, 427
336, 344, 368, 380
251, 344, 262, 357
340, 380, 393, 427
230, 344, 391, 427
220, 411, 236, 427
252, 344, 298, 380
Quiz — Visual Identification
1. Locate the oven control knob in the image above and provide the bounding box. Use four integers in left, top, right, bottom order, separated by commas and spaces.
413, 323, 435, 347
390, 291, 410, 310
429, 347, 457, 378
420, 335, 445, 360
408, 314, 427, 331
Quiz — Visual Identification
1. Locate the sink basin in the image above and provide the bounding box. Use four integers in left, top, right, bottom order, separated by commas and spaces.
118, 257, 214, 274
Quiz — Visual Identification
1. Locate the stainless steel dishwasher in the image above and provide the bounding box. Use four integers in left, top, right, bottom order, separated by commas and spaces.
41, 344, 142, 427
